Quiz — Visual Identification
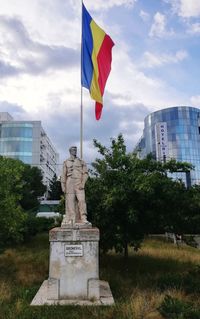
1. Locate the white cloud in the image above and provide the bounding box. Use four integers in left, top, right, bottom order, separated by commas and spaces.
142, 50, 188, 68
0, 0, 195, 162
139, 10, 150, 22
149, 12, 174, 38
187, 23, 200, 34
108, 45, 186, 109
166, 0, 200, 18
84, 0, 137, 10
0, 0, 80, 47
190, 95, 200, 106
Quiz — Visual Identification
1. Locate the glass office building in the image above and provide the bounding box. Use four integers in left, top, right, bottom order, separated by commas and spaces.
0, 112, 59, 189
134, 106, 200, 186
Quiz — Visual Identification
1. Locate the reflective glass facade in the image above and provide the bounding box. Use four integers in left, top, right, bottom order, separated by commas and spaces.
0, 123, 33, 164
0, 113, 59, 190
135, 106, 200, 185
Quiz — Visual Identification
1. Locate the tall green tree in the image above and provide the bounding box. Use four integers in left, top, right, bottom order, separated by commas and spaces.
48, 174, 63, 200
0, 156, 47, 246
86, 134, 195, 258
132, 155, 193, 234
182, 185, 200, 234
20, 165, 46, 211
0, 156, 27, 245
87, 134, 143, 258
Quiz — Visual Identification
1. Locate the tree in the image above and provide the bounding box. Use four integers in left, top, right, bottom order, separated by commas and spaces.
86, 134, 196, 258
182, 185, 200, 234
20, 165, 46, 211
0, 156, 48, 247
87, 134, 144, 258
132, 155, 193, 234
0, 156, 27, 245
48, 173, 63, 200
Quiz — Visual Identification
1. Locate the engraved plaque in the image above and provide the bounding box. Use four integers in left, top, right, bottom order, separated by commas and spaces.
64, 244, 83, 257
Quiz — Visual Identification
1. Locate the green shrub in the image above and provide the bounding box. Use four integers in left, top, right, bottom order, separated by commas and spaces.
184, 309, 200, 319
158, 295, 192, 319
183, 265, 200, 294
23, 214, 55, 240
157, 273, 183, 291
183, 235, 198, 248
157, 266, 200, 295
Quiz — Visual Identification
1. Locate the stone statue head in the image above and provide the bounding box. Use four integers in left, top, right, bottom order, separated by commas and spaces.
69, 146, 77, 157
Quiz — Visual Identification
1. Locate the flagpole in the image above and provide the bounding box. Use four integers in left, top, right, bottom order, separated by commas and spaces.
80, 0, 83, 159
80, 84, 83, 159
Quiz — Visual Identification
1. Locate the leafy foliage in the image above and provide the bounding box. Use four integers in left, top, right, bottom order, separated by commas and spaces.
23, 214, 55, 239
158, 295, 200, 319
86, 134, 200, 257
56, 195, 65, 214
157, 265, 200, 294
0, 156, 46, 246
87, 134, 144, 257
20, 165, 46, 211
48, 174, 63, 200
0, 156, 27, 244
183, 265, 200, 294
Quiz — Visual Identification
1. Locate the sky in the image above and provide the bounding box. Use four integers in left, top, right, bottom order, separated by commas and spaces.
0, 0, 200, 164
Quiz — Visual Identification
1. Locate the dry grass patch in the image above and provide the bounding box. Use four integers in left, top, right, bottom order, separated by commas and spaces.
0, 281, 12, 302
117, 288, 190, 319
141, 239, 200, 265
16, 264, 46, 286
15, 299, 24, 315
128, 289, 164, 319
0, 244, 49, 287
0, 235, 200, 319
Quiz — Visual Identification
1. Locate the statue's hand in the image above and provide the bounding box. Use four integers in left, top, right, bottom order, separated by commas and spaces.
61, 185, 66, 193
79, 183, 84, 190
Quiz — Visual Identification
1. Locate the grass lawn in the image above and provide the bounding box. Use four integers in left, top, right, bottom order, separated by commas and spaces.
0, 233, 200, 319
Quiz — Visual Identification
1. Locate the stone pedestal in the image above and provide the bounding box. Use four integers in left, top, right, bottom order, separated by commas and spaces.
31, 226, 114, 306
48, 227, 100, 300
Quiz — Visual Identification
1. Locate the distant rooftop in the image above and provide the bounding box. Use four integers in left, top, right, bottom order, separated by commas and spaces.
0, 112, 14, 122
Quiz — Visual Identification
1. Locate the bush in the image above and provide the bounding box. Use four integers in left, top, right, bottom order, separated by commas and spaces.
184, 309, 200, 319
157, 266, 200, 295
183, 235, 198, 248
23, 214, 55, 240
183, 265, 200, 294
158, 295, 200, 319
0, 156, 46, 248
157, 273, 183, 291
158, 295, 191, 319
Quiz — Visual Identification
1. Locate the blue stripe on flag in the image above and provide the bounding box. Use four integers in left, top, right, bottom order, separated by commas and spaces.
81, 4, 93, 89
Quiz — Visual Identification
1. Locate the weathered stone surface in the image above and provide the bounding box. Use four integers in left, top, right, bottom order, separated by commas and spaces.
61, 147, 89, 225
31, 226, 114, 305
31, 280, 114, 306
49, 227, 99, 299
49, 227, 99, 242
88, 278, 100, 300
47, 278, 59, 300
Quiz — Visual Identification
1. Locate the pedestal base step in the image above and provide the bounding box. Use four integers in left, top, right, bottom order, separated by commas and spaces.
31, 280, 114, 306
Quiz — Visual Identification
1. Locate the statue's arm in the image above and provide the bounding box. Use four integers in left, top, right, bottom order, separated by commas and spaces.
61, 162, 67, 193
81, 161, 88, 188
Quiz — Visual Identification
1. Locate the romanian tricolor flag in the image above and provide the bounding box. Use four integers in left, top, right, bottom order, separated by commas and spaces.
81, 3, 114, 120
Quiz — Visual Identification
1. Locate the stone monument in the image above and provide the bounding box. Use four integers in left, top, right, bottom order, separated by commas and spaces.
61, 146, 90, 226
31, 147, 114, 306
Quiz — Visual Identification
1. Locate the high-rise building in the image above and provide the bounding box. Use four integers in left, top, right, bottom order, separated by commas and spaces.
134, 106, 200, 186
0, 112, 59, 189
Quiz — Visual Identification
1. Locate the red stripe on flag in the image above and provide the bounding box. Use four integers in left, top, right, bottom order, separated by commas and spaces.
97, 34, 114, 95
95, 102, 103, 120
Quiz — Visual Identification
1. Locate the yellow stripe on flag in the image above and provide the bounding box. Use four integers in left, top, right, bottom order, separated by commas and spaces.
90, 20, 105, 103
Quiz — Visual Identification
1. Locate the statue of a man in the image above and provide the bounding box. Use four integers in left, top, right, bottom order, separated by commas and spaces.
61, 146, 89, 225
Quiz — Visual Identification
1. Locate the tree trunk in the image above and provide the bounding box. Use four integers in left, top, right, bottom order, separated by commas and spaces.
124, 241, 128, 259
